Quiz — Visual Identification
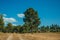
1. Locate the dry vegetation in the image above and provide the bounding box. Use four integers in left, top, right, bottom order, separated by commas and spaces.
0, 32, 10, 40
18, 33, 60, 40
0, 33, 60, 40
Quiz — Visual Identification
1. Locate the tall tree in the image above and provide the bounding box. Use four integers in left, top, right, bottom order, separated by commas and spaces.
0, 14, 4, 32
23, 8, 40, 32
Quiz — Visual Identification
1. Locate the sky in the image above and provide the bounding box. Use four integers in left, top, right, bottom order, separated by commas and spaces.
0, 0, 60, 26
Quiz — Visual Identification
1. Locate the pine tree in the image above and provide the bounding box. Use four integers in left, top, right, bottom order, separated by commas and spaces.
23, 8, 40, 32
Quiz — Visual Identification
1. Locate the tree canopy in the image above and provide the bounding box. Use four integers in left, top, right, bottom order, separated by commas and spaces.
23, 8, 40, 32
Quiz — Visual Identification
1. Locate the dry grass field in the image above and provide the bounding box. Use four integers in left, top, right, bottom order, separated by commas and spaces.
0, 32, 60, 40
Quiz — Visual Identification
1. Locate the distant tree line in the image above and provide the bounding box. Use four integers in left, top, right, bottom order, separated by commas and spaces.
0, 8, 60, 33
38, 24, 60, 33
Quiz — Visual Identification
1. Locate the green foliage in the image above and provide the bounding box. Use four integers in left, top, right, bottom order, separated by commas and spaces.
50, 24, 60, 32
0, 14, 4, 32
40, 26, 46, 32
23, 8, 40, 33
6, 23, 13, 33
38, 24, 60, 32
